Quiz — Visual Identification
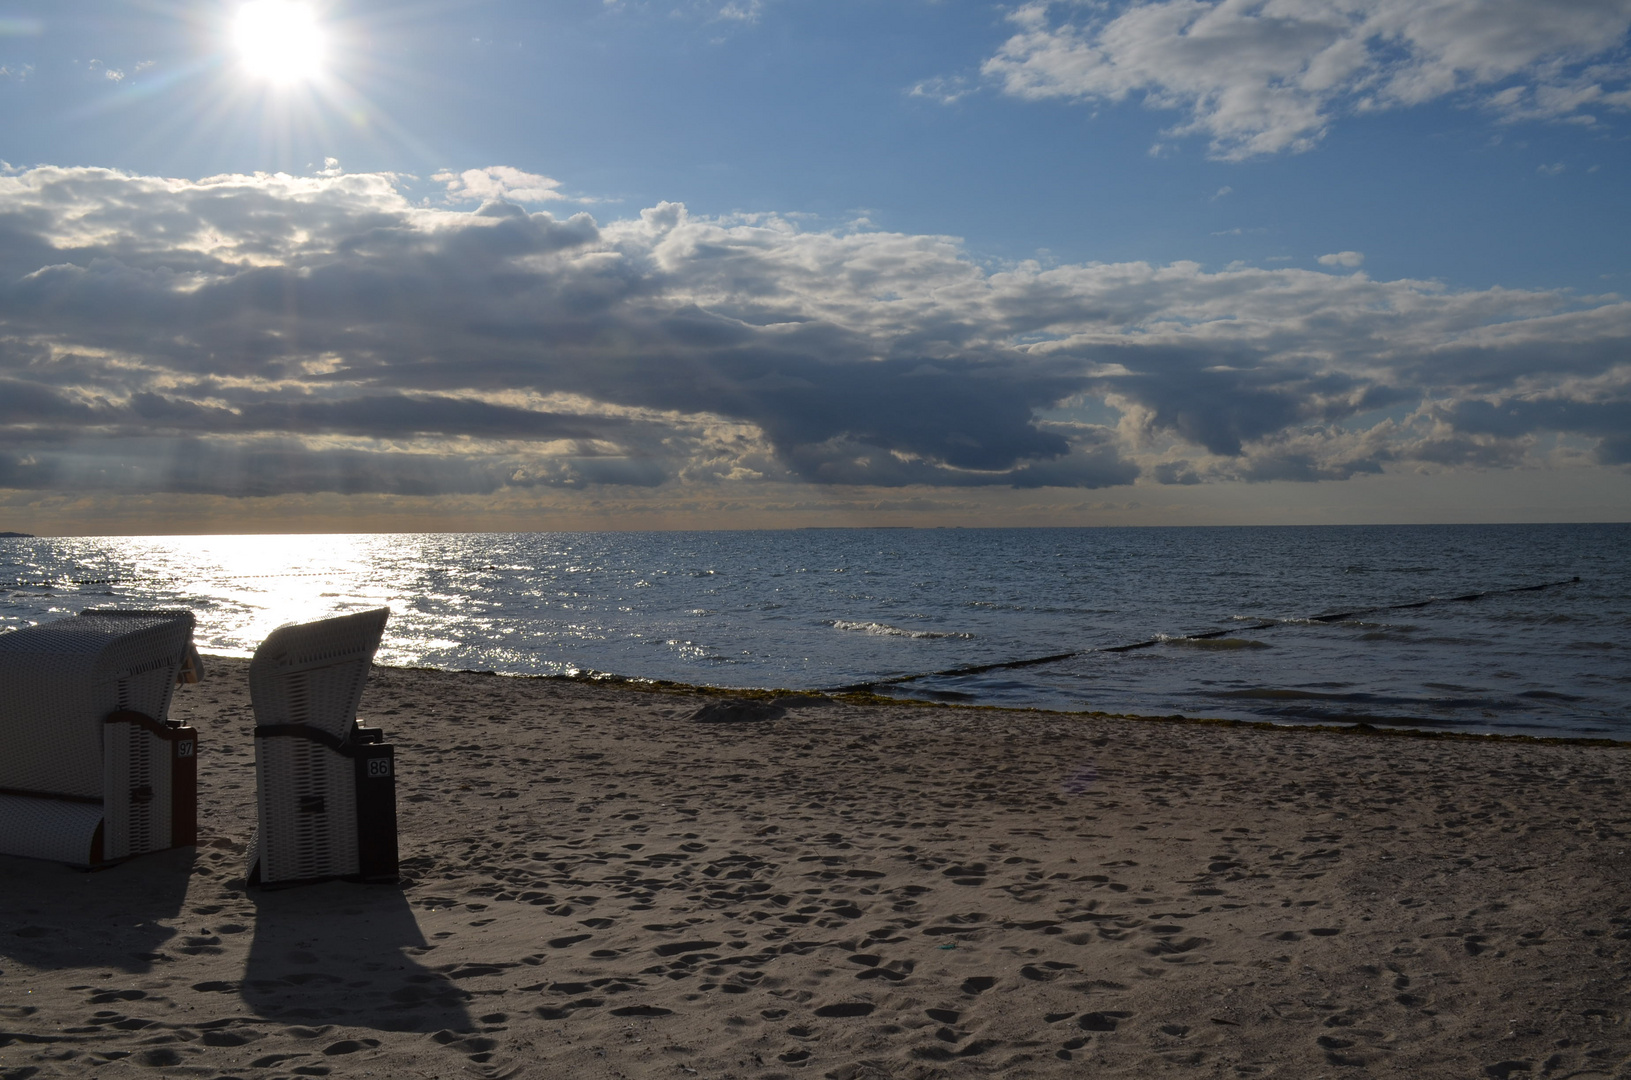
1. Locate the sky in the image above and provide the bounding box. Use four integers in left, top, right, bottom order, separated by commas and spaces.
1, 0, 1629, 534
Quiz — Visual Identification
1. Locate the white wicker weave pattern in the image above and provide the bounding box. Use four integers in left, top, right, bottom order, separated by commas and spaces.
250, 608, 387, 885
0, 610, 193, 798
103, 718, 174, 860
0, 794, 103, 864
250, 609, 388, 736
255, 735, 361, 882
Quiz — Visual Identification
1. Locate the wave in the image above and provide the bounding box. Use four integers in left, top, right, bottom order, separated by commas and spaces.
1233, 615, 1408, 631
830, 620, 973, 640
1216, 688, 1368, 701
1158, 635, 1270, 650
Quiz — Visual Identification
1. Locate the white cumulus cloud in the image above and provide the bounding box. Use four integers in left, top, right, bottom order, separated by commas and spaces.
982, 0, 1631, 159
434, 165, 566, 203
1317, 250, 1365, 268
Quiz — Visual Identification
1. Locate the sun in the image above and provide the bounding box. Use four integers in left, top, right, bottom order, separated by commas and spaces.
233, 0, 327, 85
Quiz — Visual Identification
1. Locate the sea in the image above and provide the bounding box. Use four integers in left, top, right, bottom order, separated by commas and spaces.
1, 524, 1626, 740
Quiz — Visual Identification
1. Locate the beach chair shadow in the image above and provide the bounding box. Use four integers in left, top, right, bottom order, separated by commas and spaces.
0, 846, 195, 974
240, 881, 473, 1033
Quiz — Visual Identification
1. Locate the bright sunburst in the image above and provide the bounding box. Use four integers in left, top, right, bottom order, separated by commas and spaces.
233, 0, 326, 84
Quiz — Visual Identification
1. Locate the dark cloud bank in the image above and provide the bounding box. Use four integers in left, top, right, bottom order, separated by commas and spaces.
0, 166, 1626, 503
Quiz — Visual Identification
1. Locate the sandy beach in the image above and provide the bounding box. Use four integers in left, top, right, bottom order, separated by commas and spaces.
4, 656, 1630, 1079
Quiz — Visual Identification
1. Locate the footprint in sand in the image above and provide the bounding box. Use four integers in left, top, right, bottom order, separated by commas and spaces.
1019, 961, 1076, 981
534, 1000, 600, 1020
250, 1052, 309, 1068
432, 1029, 501, 1062
1077, 1010, 1131, 1031
547, 933, 592, 948
654, 940, 723, 957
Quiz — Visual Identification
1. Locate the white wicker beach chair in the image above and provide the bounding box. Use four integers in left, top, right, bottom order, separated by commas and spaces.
0, 609, 199, 867
246, 607, 398, 888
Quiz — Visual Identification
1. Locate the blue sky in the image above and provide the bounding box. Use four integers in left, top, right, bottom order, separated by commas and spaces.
1, 0, 1629, 532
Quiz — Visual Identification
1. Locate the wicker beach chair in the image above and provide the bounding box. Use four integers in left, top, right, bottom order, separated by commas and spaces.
0, 609, 199, 867
246, 607, 398, 888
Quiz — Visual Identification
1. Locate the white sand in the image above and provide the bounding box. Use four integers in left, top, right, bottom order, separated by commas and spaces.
3, 657, 1630, 1079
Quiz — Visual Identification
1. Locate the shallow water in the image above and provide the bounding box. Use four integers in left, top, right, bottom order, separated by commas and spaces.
1, 524, 1626, 738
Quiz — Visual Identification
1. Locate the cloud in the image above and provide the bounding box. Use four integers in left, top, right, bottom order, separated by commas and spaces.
1317, 250, 1365, 268
0, 165, 1627, 506
715, 0, 762, 21
910, 76, 975, 104
1436, 397, 1631, 464
600, 0, 765, 28
434, 166, 567, 203
1152, 460, 1201, 485
982, 0, 1631, 159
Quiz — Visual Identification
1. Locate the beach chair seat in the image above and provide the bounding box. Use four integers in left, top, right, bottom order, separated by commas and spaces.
0, 609, 199, 867
246, 608, 398, 888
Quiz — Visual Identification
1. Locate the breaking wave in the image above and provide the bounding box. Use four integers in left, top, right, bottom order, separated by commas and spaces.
830, 620, 974, 640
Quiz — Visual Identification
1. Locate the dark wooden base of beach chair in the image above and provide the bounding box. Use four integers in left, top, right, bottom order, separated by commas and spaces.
351, 727, 400, 884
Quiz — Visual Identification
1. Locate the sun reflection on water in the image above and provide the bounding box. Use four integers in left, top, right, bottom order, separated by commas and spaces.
141, 533, 404, 657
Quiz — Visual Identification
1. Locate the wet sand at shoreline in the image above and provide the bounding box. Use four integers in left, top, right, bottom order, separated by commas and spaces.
3, 656, 1630, 1078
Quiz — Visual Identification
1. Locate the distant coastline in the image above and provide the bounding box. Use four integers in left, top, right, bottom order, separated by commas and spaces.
0, 532, 33, 539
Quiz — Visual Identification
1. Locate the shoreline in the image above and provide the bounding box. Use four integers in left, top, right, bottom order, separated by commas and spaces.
3, 656, 1629, 1078
439, 663, 1631, 749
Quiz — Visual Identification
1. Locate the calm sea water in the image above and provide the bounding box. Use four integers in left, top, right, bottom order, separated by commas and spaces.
0, 525, 1626, 739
